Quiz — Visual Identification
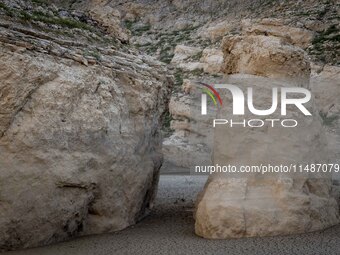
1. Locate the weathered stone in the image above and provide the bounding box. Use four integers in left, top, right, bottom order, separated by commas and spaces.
311, 64, 340, 165
162, 90, 213, 173
195, 72, 340, 239
221, 34, 311, 86
199, 21, 234, 42
200, 48, 223, 74
177, 62, 204, 72
0, 42, 172, 251
242, 18, 315, 49
195, 34, 339, 239
171, 45, 202, 64
88, 5, 130, 43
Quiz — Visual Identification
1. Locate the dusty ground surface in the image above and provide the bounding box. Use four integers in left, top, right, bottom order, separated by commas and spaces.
4, 175, 340, 255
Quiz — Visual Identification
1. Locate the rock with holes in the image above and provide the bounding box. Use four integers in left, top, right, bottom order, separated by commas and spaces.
0, 41, 172, 251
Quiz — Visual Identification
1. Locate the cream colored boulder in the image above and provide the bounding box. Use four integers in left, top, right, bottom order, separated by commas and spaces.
195, 34, 339, 239
311, 65, 340, 117
0, 41, 172, 250
195, 73, 339, 239
242, 18, 314, 49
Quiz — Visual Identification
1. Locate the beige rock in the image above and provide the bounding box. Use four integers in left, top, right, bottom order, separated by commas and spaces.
196, 176, 339, 239
195, 34, 339, 239
242, 18, 314, 49
88, 6, 130, 43
200, 48, 223, 74
195, 73, 339, 239
311, 64, 340, 165
170, 45, 205, 72
174, 19, 193, 31
182, 79, 194, 94
122, 3, 148, 22
221, 34, 311, 87
162, 88, 214, 173
0, 43, 172, 251
311, 65, 340, 113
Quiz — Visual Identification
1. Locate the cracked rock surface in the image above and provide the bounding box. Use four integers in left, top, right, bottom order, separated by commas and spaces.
0, 2, 173, 251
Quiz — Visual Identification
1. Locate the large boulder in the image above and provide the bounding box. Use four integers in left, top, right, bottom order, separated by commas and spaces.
195, 35, 339, 239
0, 41, 172, 250
221, 34, 311, 86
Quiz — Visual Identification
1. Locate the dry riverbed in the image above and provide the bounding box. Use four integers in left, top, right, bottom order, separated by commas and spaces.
4, 175, 340, 255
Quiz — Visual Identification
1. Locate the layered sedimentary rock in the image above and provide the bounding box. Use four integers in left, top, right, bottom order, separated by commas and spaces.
0, 17, 172, 251
195, 34, 340, 239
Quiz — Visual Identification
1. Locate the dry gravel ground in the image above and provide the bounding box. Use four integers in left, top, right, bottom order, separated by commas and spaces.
4, 175, 340, 255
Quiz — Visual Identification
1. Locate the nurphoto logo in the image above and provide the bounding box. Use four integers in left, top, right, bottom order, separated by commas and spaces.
196, 82, 312, 128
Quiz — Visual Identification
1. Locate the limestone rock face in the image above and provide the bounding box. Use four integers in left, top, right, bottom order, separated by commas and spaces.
221, 35, 311, 86
242, 18, 315, 49
195, 34, 339, 239
171, 45, 223, 74
0, 43, 172, 250
195, 73, 340, 239
87, 5, 130, 43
